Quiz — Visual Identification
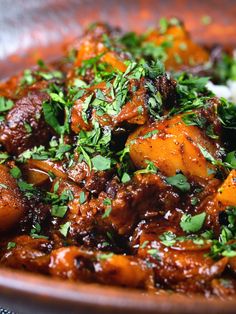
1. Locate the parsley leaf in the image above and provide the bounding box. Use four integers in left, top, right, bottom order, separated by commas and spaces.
97, 252, 114, 261
180, 212, 206, 233
7, 242, 16, 250
135, 160, 158, 175
10, 166, 22, 179
143, 130, 159, 139
0, 97, 14, 112
166, 174, 190, 192
225, 151, 236, 169
182, 112, 206, 128
79, 191, 86, 204
30, 223, 48, 239
51, 205, 68, 218
121, 172, 131, 183
159, 231, 177, 247
21, 69, 35, 86
59, 222, 71, 237
217, 98, 236, 129
92, 155, 111, 171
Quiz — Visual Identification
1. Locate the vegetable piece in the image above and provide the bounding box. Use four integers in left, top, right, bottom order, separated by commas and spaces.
0, 165, 25, 232
216, 170, 236, 206
144, 22, 209, 70
127, 115, 217, 179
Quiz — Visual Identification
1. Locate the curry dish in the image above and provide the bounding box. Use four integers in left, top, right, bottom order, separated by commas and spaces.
0, 19, 236, 298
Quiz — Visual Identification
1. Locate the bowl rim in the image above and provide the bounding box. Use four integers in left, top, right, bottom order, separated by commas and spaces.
0, 267, 236, 314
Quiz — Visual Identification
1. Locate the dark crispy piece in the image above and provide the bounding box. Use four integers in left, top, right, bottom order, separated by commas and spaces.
0, 92, 53, 155
155, 74, 177, 108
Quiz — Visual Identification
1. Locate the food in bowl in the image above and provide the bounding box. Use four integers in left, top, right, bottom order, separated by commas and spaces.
0, 18, 236, 298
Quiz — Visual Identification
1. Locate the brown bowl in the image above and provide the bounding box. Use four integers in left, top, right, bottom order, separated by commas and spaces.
0, 267, 236, 314
0, 0, 236, 313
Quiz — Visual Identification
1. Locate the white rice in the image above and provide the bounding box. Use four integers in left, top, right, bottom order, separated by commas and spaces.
206, 50, 236, 103
207, 80, 236, 103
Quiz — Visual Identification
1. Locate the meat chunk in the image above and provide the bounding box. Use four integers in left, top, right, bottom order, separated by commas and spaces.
71, 75, 178, 133
49, 246, 154, 289
135, 222, 228, 293
70, 173, 179, 237
0, 92, 53, 155
1, 235, 51, 273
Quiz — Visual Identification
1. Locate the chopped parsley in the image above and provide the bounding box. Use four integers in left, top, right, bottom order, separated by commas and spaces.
180, 212, 206, 233
7, 242, 16, 250
182, 112, 206, 128
102, 198, 112, 219
51, 205, 68, 218
59, 222, 71, 237
30, 223, 48, 239
79, 191, 87, 204
147, 248, 161, 260
225, 151, 236, 169
10, 166, 22, 179
0, 153, 9, 164
143, 130, 159, 139
121, 172, 131, 183
47, 188, 74, 218
18, 181, 38, 198
92, 155, 111, 171
159, 231, 177, 247
97, 252, 114, 261
0, 97, 14, 113
21, 69, 35, 86
166, 174, 190, 192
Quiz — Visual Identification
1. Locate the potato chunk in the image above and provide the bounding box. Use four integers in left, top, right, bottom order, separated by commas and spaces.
0, 165, 25, 232
216, 170, 236, 206
127, 115, 217, 179
145, 24, 209, 70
